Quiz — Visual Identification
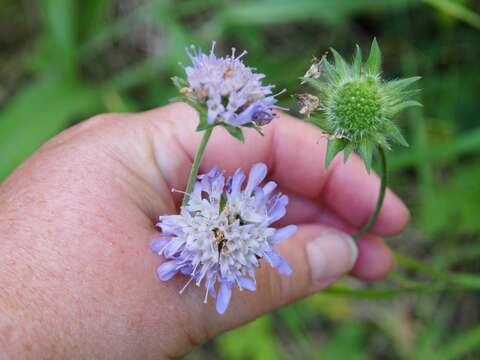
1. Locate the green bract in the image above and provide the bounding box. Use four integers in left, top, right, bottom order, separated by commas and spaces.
301, 39, 421, 171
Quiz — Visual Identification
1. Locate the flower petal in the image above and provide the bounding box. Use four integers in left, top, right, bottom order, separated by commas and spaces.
163, 237, 185, 258
157, 261, 180, 281
245, 163, 268, 195
238, 277, 256, 291
253, 187, 266, 209
216, 282, 233, 314
265, 251, 293, 276
272, 225, 297, 244
149, 236, 170, 253
267, 194, 289, 224
262, 181, 277, 197
179, 264, 194, 276
227, 169, 246, 199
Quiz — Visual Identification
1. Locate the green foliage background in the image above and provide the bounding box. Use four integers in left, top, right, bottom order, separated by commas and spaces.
1, 0, 480, 358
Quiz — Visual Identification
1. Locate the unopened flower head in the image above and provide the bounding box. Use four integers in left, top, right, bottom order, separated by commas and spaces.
300, 39, 421, 170
151, 163, 296, 314
173, 42, 284, 129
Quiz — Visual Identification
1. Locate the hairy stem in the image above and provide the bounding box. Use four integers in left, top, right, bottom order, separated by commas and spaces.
353, 146, 387, 241
182, 127, 213, 207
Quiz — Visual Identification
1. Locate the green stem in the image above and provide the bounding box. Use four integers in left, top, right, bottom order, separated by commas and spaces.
353, 146, 388, 241
395, 253, 480, 290
323, 283, 440, 299
182, 127, 214, 207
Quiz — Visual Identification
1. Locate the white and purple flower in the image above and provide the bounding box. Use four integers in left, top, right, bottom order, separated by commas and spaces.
151, 163, 297, 314
178, 42, 284, 127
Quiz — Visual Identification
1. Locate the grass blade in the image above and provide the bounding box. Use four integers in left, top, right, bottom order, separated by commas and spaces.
0, 77, 101, 180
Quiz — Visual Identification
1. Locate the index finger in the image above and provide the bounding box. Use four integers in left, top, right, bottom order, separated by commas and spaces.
142, 103, 410, 236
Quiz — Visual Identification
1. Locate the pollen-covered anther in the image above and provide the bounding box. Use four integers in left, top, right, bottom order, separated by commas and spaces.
213, 228, 228, 254
179, 87, 193, 96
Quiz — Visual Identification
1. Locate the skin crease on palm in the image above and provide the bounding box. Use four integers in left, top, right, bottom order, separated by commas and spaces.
0, 103, 409, 359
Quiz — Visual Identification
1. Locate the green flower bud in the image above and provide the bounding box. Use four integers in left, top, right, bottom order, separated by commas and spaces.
300, 39, 421, 171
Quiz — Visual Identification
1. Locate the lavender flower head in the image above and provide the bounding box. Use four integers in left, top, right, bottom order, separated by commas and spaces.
176, 42, 284, 127
151, 163, 297, 314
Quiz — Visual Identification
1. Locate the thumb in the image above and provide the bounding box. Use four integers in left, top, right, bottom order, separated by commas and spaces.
188, 224, 358, 340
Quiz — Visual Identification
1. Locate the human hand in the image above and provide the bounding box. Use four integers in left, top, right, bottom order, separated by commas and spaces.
0, 103, 409, 359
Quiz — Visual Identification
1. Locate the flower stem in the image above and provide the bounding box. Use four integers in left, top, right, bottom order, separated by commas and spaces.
395, 253, 480, 290
353, 146, 387, 241
182, 127, 214, 207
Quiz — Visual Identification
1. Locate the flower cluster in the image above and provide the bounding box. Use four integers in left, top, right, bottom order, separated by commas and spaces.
151, 163, 296, 314
149, 39, 420, 315
299, 39, 421, 171
173, 42, 284, 133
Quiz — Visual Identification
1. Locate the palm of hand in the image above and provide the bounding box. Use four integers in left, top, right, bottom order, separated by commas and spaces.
0, 103, 407, 358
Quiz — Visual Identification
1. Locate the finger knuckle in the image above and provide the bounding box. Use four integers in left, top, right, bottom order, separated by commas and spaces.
80, 113, 123, 131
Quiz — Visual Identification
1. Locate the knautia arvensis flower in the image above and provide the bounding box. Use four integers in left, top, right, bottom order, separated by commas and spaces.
300, 39, 421, 171
172, 42, 285, 141
151, 163, 297, 314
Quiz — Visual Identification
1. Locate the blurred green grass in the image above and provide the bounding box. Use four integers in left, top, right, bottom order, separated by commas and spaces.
1, 0, 480, 358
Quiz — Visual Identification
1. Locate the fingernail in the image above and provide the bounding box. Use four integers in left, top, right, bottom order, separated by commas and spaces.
307, 228, 358, 287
